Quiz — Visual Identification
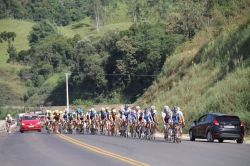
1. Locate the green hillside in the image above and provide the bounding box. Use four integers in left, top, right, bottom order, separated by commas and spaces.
134, 16, 250, 133
0, 18, 132, 106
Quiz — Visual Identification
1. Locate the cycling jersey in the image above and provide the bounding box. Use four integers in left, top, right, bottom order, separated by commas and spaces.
99, 111, 106, 120
90, 111, 96, 120
79, 115, 84, 121
171, 110, 183, 123
130, 111, 136, 123
144, 113, 151, 123
54, 114, 60, 121
123, 109, 131, 121
68, 110, 73, 120
118, 109, 125, 119
138, 111, 144, 121
111, 112, 116, 120
150, 109, 157, 122
6, 117, 12, 124
63, 113, 67, 121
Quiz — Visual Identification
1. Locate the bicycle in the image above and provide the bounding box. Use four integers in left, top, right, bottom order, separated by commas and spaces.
99, 119, 106, 135
120, 120, 128, 137
164, 123, 171, 142
144, 122, 151, 140
6, 123, 10, 135
130, 122, 137, 137
138, 122, 144, 139
170, 123, 181, 143
110, 120, 117, 136
90, 120, 98, 135
150, 121, 157, 140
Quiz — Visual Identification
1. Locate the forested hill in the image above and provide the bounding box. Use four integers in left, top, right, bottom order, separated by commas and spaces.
0, 0, 250, 118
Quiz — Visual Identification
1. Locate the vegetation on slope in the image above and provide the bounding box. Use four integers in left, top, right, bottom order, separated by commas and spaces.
134, 15, 250, 133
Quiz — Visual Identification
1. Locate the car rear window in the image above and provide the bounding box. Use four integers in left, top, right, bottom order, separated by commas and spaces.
217, 116, 240, 122
23, 116, 39, 120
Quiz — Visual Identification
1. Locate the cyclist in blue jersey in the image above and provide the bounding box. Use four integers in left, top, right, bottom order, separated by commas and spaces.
171, 106, 182, 138
129, 109, 137, 130
99, 108, 107, 133
90, 108, 98, 129
143, 108, 153, 131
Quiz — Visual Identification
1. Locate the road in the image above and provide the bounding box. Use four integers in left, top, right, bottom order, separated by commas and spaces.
0, 129, 249, 166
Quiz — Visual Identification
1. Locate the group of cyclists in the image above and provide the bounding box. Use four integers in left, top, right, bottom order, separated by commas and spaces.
42, 104, 185, 141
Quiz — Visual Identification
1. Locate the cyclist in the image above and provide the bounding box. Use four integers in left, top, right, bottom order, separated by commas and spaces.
62, 110, 68, 130
110, 108, 117, 134
89, 108, 98, 130
150, 105, 158, 134
45, 110, 52, 130
105, 107, 111, 134
171, 106, 182, 138
53, 110, 60, 134
99, 108, 107, 133
123, 104, 131, 126
118, 106, 125, 132
67, 109, 74, 132
129, 109, 137, 136
77, 110, 85, 133
5, 114, 12, 134
143, 108, 153, 132
161, 105, 172, 139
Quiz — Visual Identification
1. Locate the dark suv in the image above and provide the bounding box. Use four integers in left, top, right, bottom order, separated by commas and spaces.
189, 113, 244, 143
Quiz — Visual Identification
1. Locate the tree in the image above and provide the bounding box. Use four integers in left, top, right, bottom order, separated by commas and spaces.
0, 31, 18, 63
28, 20, 58, 46
166, 0, 203, 39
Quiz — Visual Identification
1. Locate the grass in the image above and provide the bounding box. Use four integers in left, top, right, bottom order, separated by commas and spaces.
134, 11, 250, 133
0, 17, 133, 106
58, 17, 132, 38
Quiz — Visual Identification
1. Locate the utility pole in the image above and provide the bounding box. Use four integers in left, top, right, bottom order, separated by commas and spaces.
65, 73, 71, 112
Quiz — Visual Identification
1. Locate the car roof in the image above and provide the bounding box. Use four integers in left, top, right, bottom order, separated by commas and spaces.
206, 113, 238, 117
23, 114, 39, 116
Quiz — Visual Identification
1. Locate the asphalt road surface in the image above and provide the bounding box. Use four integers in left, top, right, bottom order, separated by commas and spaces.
0, 129, 249, 166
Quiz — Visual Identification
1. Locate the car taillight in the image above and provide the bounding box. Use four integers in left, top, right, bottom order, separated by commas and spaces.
37, 122, 41, 125
240, 121, 243, 127
22, 123, 25, 126
213, 118, 219, 125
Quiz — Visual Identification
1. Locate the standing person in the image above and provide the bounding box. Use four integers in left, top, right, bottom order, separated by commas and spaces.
5, 114, 12, 134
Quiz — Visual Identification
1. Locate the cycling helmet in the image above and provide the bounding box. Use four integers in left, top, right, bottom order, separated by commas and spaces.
7, 114, 10, 117
136, 106, 140, 110
125, 104, 129, 107
101, 107, 105, 111
173, 106, 178, 110
164, 105, 169, 110
105, 107, 109, 110
46, 110, 49, 113
112, 109, 116, 113
59, 111, 63, 114
91, 108, 95, 112
151, 105, 155, 109
144, 108, 149, 111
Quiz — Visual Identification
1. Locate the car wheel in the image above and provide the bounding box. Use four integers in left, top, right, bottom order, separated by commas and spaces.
207, 131, 214, 142
38, 129, 41, 132
189, 130, 195, 141
218, 139, 224, 143
236, 138, 244, 144
20, 130, 23, 133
